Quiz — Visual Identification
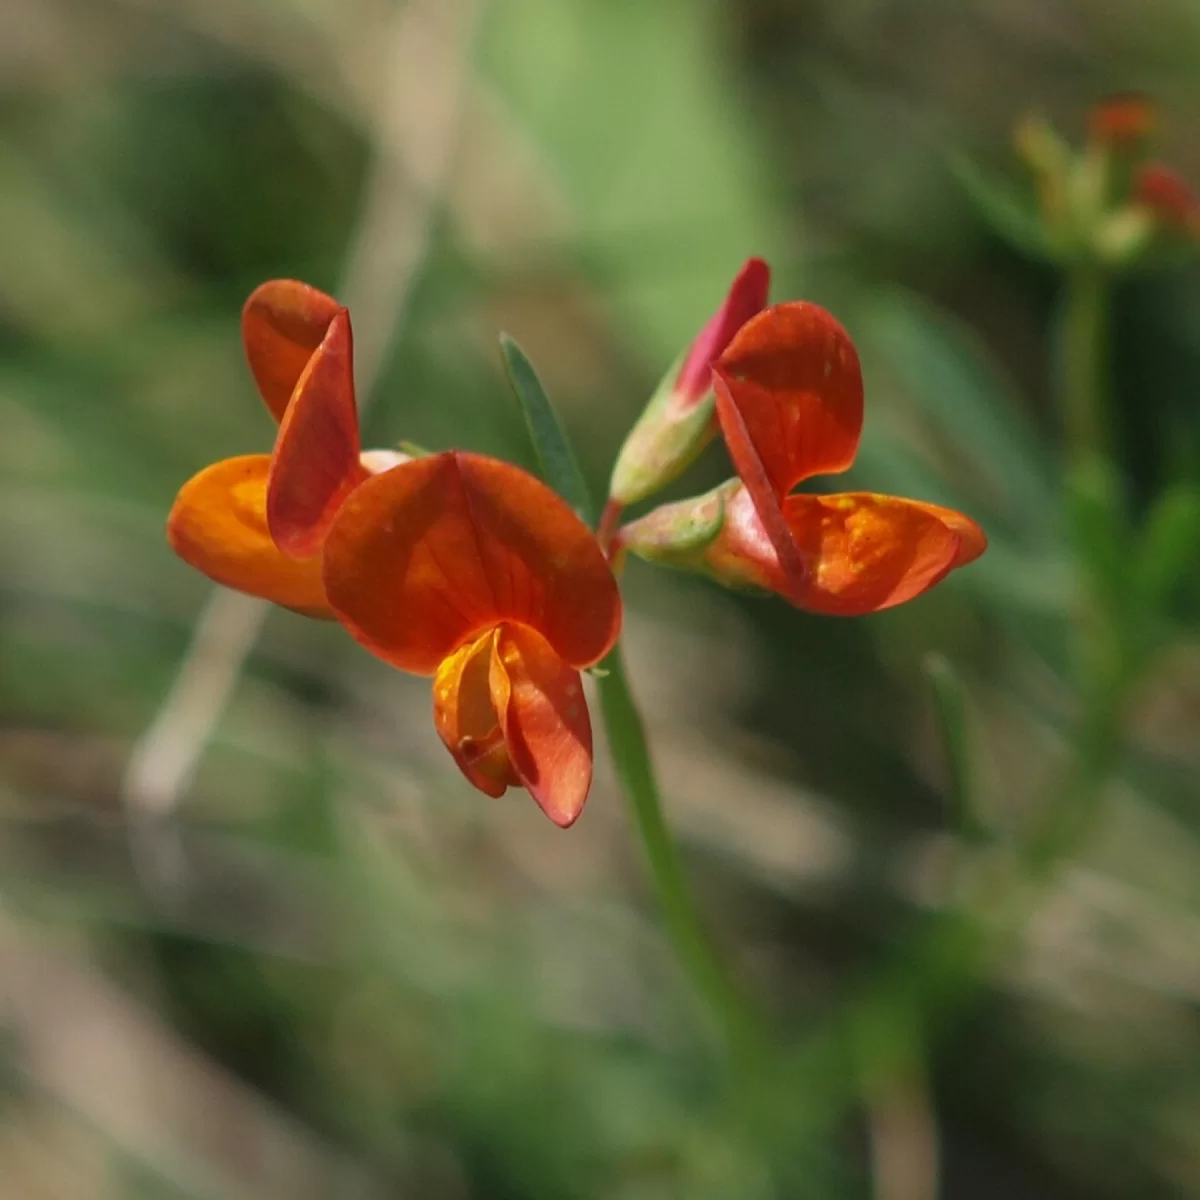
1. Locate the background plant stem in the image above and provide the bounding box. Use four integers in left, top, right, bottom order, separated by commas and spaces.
1045, 254, 1132, 863
1059, 262, 1111, 463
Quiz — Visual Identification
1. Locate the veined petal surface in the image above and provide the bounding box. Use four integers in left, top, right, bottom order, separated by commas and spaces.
323, 452, 621, 675
242, 279, 344, 423
708, 485, 985, 615
167, 454, 330, 615
490, 623, 592, 828
266, 309, 366, 558
713, 301, 864, 497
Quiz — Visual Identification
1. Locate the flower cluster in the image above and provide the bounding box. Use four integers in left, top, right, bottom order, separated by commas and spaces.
607, 266, 986, 614
1012, 94, 1200, 264
168, 271, 985, 824
169, 281, 620, 827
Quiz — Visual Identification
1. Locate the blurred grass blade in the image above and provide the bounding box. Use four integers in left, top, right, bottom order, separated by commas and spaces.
949, 152, 1054, 261
862, 290, 1056, 536
596, 647, 762, 1066
923, 654, 985, 839
1134, 483, 1200, 612
500, 333, 594, 524
1066, 455, 1132, 620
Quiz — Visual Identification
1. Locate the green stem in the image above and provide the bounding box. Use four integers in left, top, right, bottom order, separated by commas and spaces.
596, 645, 762, 1068
750, 250, 1139, 1176
1059, 262, 1111, 463
1027, 653, 1133, 872
1048, 254, 1132, 864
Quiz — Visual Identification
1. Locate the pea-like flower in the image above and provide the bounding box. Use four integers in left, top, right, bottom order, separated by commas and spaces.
321, 452, 622, 826
620, 302, 986, 614
1003, 95, 1200, 265
167, 280, 403, 615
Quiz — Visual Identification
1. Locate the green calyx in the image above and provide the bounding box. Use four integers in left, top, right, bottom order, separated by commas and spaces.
608, 352, 720, 508
618, 480, 733, 570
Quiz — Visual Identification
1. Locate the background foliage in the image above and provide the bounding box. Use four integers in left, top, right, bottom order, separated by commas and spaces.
1, 0, 1198, 1197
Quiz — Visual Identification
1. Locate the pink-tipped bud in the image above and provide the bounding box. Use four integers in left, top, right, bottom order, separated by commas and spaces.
674, 257, 771, 407
1133, 162, 1200, 235
608, 259, 770, 508
1089, 94, 1156, 149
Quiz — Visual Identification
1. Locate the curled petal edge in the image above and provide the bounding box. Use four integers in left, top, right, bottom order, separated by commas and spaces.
166, 454, 332, 616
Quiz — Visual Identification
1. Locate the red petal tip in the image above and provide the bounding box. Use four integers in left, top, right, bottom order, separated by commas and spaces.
675, 257, 772, 405
242, 279, 346, 424
266, 308, 365, 558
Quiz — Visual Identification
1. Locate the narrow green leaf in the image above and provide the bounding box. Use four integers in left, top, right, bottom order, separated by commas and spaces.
862, 290, 1056, 535
923, 654, 986, 839
1066, 455, 1132, 619
1135, 483, 1200, 612
949, 152, 1056, 262
499, 334, 594, 524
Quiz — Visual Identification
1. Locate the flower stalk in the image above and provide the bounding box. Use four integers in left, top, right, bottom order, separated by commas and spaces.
500, 327, 765, 1067
596, 646, 763, 1070
1059, 261, 1111, 465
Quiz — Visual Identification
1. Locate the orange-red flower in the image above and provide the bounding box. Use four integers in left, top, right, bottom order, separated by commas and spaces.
1132, 162, 1200, 235
1089, 94, 1156, 149
167, 280, 402, 615
321, 451, 622, 826
709, 302, 985, 613
621, 302, 986, 614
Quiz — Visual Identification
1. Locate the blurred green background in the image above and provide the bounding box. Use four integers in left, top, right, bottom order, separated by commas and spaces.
2, 0, 1199, 1196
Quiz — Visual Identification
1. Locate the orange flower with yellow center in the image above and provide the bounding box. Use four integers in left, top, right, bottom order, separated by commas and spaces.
167, 280, 401, 615
321, 451, 622, 826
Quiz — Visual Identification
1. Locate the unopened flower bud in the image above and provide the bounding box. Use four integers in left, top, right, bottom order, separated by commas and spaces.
608, 259, 769, 508
1012, 114, 1072, 238
1133, 162, 1200, 237
1093, 206, 1155, 264
1014, 113, 1070, 178
1088, 94, 1155, 150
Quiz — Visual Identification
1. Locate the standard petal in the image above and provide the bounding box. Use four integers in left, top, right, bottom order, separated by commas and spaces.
712, 301, 863, 496
242, 280, 345, 423
323, 452, 621, 676
490, 623, 592, 828
167, 455, 331, 615
707, 487, 980, 615
432, 627, 519, 798
266, 309, 366, 558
